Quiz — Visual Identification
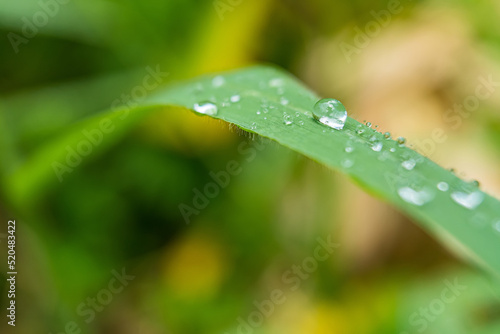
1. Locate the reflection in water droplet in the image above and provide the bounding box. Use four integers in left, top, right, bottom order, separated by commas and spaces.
402, 159, 416, 170
312, 98, 347, 130
437, 182, 449, 191
193, 102, 218, 116
398, 187, 433, 206
451, 191, 484, 210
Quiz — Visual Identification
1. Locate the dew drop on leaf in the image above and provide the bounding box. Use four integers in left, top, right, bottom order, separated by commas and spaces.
402, 159, 416, 170
312, 98, 347, 130
283, 113, 293, 125
230, 95, 240, 103
371, 141, 383, 152
437, 182, 449, 191
193, 101, 218, 116
397, 137, 406, 145
398, 187, 433, 206
451, 191, 484, 210
212, 76, 225, 87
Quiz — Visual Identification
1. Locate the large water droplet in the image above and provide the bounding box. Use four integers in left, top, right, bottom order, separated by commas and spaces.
398, 187, 433, 206
451, 191, 484, 210
437, 182, 449, 191
194, 101, 218, 116
313, 98, 347, 130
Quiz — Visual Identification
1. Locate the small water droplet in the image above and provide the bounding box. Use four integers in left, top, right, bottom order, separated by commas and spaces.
398, 187, 433, 206
313, 98, 347, 130
471, 180, 480, 187
280, 97, 289, 105
251, 122, 257, 130
366, 122, 372, 128
256, 111, 261, 115
295, 112, 300, 117
341, 159, 354, 168
371, 141, 383, 152
298, 120, 304, 126
402, 159, 416, 170
230, 95, 240, 103
212, 76, 225, 87
493, 220, 500, 233
345, 146, 353, 153
397, 137, 406, 145
437, 182, 449, 191
384, 132, 391, 139
390, 148, 396, 152
451, 191, 484, 210
269, 78, 284, 87
283, 113, 293, 125
357, 129, 364, 134
193, 101, 218, 116
263, 117, 267, 120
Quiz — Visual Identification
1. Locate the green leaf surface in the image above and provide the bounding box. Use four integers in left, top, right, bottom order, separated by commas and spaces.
6, 65, 500, 276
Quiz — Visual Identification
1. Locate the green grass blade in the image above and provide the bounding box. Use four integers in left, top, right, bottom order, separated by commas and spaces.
7, 65, 500, 275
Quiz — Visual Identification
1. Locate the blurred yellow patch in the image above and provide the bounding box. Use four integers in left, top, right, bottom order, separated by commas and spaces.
139, 107, 236, 154
162, 231, 228, 300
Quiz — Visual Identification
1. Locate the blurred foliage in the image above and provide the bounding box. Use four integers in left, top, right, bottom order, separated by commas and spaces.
1, 0, 500, 333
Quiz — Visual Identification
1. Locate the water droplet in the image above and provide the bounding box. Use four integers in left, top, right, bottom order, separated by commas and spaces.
402, 159, 416, 170
251, 122, 257, 130
283, 113, 293, 125
256, 111, 261, 115
366, 122, 372, 128
280, 97, 289, 105
341, 159, 354, 168
493, 221, 500, 233
345, 146, 353, 153
212, 76, 225, 87
269, 78, 284, 87
312, 98, 347, 130
398, 187, 433, 206
397, 137, 406, 145
357, 129, 364, 134
471, 180, 480, 187
193, 101, 218, 116
230, 95, 240, 103
263, 117, 267, 120
390, 147, 396, 152
295, 112, 300, 117
451, 191, 484, 210
298, 120, 304, 126
384, 132, 391, 139
437, 182, 449, 191
371, 141, 383, 152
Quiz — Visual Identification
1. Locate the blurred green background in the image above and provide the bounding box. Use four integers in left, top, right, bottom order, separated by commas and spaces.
1, 0, 500, 333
